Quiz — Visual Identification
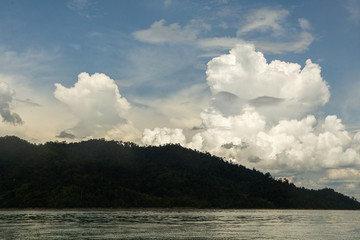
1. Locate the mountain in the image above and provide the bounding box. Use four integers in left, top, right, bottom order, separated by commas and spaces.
0, 135, 359, 209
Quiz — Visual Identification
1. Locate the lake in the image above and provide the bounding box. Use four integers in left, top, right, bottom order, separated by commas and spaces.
0, 209, 359, 239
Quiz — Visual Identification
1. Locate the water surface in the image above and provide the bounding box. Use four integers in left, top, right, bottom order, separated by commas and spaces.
0, 209, 359, 239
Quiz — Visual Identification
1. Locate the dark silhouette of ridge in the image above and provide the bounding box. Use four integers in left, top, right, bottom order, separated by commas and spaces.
0, 135, 359, 209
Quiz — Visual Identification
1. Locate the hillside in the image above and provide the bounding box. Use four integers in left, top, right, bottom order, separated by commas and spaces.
0, 136, 359, 209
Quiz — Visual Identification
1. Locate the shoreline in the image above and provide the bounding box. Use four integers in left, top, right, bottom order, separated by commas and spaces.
0, 207, 357, 211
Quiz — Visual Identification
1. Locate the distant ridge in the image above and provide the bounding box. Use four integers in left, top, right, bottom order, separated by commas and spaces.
0, 135, 359, 209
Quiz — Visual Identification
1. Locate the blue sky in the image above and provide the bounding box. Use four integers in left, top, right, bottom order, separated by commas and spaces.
0, 0, 360, 198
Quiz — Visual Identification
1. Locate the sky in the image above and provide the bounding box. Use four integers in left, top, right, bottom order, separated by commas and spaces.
0, 0, 360, 199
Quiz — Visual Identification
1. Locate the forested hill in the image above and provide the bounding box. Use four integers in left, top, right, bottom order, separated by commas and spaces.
1, 136, 359, 209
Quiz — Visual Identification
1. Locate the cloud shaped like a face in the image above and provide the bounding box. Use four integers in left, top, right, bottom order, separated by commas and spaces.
0, 82, 23, 125
206, 44, 330, 119
54, 72, 130, 138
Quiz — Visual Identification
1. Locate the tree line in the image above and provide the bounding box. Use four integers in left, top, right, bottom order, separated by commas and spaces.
0, 135, 359, 209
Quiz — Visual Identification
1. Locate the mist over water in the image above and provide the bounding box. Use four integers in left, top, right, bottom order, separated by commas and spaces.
1, 209, 359, 239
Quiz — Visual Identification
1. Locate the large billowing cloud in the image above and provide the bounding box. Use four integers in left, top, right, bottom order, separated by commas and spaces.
207, 43, 329, 120
207, 43, 329, 103
194, 44, 358, 172
191, 112, 359, 173
0, 82, 23, 125
54, 72, 131, 139
142, 43, 360, 194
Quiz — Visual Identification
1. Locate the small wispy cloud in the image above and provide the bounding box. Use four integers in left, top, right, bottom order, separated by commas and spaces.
56, 130, 76, 139
254, 31, 314, 54
67, 0, 94, 18
0, 46, 55, 78
237, 8, 289, 36
298, 18, 311, 30
15, 98, 42, 107
133, 19, 198, 44
345, 0, 360, 24
164, 0, 172, 8
134, 6, 314, 54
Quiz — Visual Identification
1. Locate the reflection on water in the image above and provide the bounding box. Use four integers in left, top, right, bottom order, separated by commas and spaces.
0, 209, 359, 239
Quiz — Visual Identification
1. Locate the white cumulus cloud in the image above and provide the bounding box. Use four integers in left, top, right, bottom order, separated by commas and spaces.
189, 109, 360, 171
54, 72, 131, 139
206, 43, 329, 120
142, 128, 186, 146
191, 44, 359, 172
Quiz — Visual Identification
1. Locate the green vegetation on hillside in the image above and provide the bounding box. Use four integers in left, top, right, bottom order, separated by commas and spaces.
0, 136, 359, 209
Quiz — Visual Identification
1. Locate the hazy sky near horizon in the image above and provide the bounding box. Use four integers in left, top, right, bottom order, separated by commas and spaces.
0, 0, 360, 199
